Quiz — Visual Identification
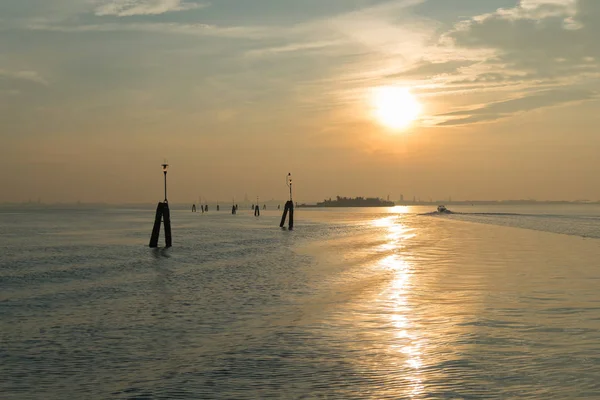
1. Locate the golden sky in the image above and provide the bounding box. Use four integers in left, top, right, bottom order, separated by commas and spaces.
2, 0, 599, 203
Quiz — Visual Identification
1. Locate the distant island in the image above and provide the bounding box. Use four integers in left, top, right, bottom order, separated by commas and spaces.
292, 198, 600, 209
302, 196, 396, 208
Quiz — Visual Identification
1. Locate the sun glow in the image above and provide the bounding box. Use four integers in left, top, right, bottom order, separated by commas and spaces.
371, 86, 421, 130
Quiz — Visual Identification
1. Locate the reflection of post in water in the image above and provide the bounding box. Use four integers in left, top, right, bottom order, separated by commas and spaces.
149, 162, 172, 248
279, 173, 294, 230
150, 257, 175, 370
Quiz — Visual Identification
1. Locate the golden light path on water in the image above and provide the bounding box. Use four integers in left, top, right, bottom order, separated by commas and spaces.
372, 212, 424, 398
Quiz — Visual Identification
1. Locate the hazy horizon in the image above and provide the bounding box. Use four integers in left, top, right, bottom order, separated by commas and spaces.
4, 197, 600, 206
3, 0, 600, 203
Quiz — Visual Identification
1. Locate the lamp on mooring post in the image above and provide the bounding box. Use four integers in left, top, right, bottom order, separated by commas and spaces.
149, 162, 173, 248
279, 172, 294, 230
162, 162, 168, 201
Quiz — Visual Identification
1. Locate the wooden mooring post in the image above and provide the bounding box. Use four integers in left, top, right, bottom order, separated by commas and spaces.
149, 162, 172, 248
279, 173, 294, 230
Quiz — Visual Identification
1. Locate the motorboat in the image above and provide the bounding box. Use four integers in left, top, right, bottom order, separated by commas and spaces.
437, 205, 449, 213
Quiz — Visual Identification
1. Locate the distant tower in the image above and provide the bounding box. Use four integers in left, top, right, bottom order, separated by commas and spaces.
400, 194, 404, 202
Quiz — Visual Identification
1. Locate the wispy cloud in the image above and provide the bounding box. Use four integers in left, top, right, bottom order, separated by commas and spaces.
437, 89, 597, 126
94, 0, 205, 17
245, 40, 343, 58
27, 21, 269, 39
0, 69, 48, 85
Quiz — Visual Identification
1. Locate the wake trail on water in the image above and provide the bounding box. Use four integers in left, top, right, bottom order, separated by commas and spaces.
419, 210, 600, 239
419, 211, 521, 216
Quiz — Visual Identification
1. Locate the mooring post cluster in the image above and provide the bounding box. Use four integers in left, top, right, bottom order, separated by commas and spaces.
279, 173, 294, 230
149, 162, 172, 248
149, 165, 296, 248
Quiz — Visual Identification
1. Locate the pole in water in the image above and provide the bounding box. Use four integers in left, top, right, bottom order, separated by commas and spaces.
192, 204, 196, 212
254, 196, 260, 216
279, 172, 294, 230
149, 162, 172, 247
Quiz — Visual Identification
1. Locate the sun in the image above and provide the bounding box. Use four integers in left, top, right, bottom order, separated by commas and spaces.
371, 86, 421, 130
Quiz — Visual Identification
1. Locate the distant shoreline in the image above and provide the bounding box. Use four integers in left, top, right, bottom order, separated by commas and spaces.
1, 200, 600, 208
298, 200, 600, 208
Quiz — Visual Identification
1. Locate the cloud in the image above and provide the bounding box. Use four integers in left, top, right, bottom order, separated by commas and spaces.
26, 21, 269, 39
447, 0, 599, 75
94, 0, 205, 17
0, 69, 48, 85
387, 60, 476, 79
405, 0, 598, 125
245, 40, 343, 58
437, 89, 596, 126
8, 0, 600, 129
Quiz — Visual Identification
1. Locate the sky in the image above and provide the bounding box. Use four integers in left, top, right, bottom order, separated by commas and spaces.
2, 0, 599, 203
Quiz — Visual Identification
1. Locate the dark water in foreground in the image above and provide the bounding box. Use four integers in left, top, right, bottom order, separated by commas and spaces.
1, 205, 600, 399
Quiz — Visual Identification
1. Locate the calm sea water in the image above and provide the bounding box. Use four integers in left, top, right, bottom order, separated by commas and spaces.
1, 204, 600, 399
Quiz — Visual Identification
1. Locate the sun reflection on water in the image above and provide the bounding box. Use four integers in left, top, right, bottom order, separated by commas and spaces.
374, 215, 425, 398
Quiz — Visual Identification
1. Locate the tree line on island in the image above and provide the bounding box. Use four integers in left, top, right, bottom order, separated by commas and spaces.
309, 196, 395, 207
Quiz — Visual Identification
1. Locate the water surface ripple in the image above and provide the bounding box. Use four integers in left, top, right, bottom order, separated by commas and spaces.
1, 205, 600, 399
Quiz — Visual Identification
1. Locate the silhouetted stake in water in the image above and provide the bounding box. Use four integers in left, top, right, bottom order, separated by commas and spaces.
192, 204, 196, 212
254, 197, 260, 216
279, 173, 294, 230
149, 162, 172, 248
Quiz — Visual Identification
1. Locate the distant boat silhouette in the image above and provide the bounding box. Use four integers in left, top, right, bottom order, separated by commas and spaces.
437, 205, 452, 213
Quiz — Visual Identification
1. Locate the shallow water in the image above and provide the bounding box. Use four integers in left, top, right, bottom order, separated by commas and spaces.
1, 205, 600, 399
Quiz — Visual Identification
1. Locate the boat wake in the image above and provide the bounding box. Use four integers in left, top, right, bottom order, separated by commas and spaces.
421, 209, 600, 239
